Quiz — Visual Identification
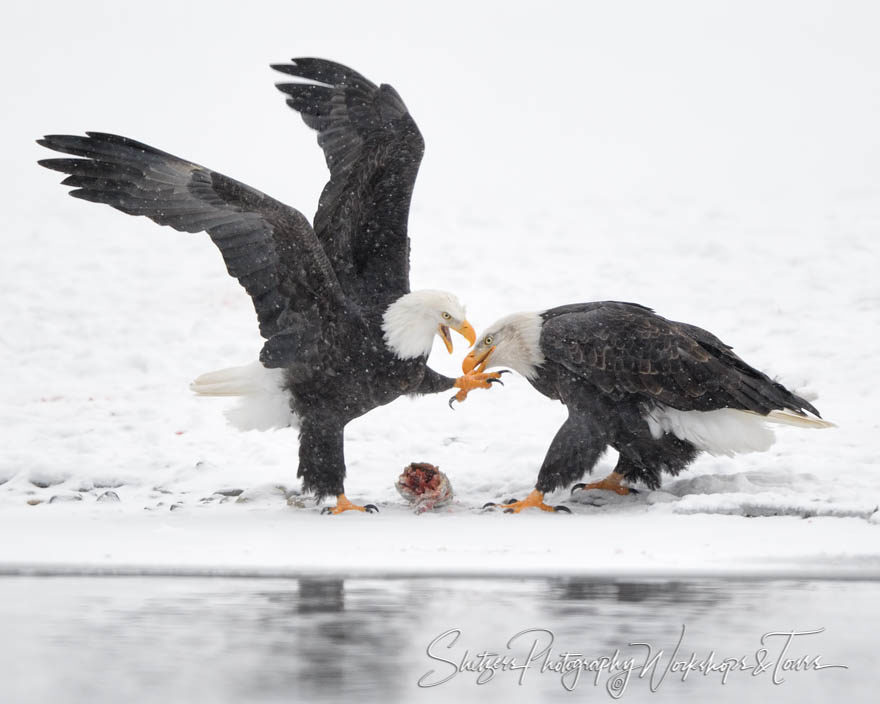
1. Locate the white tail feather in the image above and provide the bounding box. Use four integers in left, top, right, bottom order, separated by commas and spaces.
644, 405, 834, 457
644, 406, 774, 456
761, 409, 836, 429
191, 362, 296, 431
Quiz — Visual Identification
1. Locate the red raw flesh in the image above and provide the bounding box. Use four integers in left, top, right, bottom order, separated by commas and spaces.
399, 463, 442, 494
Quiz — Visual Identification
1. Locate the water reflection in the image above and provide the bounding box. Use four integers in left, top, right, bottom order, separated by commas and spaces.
0, 576, 873, 703
293, 578, 344, 613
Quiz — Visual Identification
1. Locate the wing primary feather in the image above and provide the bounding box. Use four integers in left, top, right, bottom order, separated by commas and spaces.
271, 58, 375, 88
271, 59, 423, 305
38, 132, 344, 340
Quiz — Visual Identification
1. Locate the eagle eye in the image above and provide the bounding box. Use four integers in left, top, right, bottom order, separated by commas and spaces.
442, 312, 452, 320
484, 336, 494, 345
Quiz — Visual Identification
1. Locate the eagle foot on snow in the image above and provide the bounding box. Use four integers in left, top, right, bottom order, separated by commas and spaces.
320, 494, 379, 515
482, 489, 572, 514
572, 471, 639, 496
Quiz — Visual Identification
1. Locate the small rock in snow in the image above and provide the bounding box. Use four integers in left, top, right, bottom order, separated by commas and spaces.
213, 488, 244, 497
235, 484, 288, 504
97, 490, 121, 503
49, 494, 83, 503
30, 474, 66, 489
287, 495, 307, 508
93, 479, 124, 489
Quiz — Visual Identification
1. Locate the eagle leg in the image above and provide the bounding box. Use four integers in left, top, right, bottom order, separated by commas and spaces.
482, 489, 571, 513
321, 494, 379, 515
571, 471, 637, 496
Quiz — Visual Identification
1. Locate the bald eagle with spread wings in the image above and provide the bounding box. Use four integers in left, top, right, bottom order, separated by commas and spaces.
38, 58, 501, 514
462, 302, 832, 512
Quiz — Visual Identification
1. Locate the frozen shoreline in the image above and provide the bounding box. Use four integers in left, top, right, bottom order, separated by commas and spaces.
2, 506, 878, 578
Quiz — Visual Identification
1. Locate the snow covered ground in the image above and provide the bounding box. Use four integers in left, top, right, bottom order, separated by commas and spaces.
2, 1, 880, 577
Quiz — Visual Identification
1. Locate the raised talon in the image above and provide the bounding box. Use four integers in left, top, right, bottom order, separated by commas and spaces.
452, 371, 504, 405
364, 504, 379, 513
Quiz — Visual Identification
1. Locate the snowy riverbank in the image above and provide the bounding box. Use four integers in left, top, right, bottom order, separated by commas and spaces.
3, 0, 880, 579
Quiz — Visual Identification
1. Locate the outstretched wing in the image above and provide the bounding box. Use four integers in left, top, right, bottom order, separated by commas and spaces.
273, 58, 424, 305
38, 132, 343, 343
540, 302, 820, 416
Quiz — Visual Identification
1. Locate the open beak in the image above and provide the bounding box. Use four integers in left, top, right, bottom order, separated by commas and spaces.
438, 320, 476, 354
462, 346, 495, 374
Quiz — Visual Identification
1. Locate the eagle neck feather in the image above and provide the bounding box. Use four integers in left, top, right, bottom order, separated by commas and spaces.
382, 292, 438, 360
496, 311, 546, 379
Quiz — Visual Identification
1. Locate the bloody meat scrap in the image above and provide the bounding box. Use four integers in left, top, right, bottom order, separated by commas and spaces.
395, 462, 454, 513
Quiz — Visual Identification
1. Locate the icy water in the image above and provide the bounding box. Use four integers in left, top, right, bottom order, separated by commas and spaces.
0, 576, 873, 703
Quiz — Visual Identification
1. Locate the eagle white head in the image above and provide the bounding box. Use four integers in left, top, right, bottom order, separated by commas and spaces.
382, 290, 476, 359
463, 311, 546, 380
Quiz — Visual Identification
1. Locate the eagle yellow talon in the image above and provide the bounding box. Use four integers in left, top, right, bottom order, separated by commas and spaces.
572, 471, 633, 496
455, 371, 503, 391
321, 494, 378, 515
451, 371, 503, 404
485, 489, 563, 513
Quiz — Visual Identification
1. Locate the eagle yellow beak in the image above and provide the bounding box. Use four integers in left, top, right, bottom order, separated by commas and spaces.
462, 346, 495, 374
438, 320, 477, 354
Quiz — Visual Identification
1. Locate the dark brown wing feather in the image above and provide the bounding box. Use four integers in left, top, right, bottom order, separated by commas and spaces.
273, 58, 424, 306
38, 132, 343, 341
540, 302, 820, 416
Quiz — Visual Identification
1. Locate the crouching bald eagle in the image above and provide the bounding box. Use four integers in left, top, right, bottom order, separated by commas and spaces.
462, 302, 833, 513
38, 58, 501, 514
